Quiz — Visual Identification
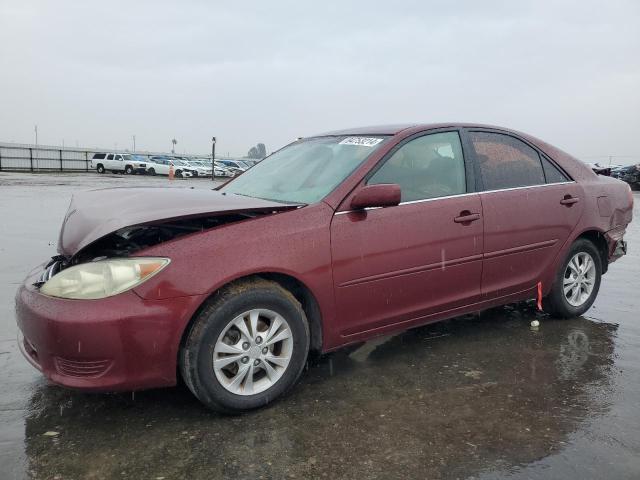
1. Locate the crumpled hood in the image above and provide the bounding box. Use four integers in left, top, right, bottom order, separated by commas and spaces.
58, 186, 298, 257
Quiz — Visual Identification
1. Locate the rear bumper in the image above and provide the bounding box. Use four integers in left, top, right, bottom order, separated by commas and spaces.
15, 275, 206, 392
605, 227, 628, 263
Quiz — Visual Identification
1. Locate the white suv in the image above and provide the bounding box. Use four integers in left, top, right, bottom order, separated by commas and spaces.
91, 153, 147, 174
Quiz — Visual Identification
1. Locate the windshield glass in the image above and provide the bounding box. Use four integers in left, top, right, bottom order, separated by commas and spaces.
221, 135, 388, 204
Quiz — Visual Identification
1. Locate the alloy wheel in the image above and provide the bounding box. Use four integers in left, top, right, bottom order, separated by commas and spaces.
213, 309, 293, 395
563, 252, 596, 307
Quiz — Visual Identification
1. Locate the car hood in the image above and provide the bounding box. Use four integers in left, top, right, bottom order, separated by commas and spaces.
58, 186, 299, 257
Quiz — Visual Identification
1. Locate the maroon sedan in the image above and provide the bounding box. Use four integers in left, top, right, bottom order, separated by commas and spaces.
16, 124, 633, 412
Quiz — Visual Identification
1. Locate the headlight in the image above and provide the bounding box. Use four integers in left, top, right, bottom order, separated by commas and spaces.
40, 258, 170, 299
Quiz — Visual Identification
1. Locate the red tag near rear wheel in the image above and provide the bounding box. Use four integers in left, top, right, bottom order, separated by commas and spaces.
537, 282, 543, 311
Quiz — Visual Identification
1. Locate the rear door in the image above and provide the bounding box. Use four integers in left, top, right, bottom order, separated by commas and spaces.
105, 153, 115, 169
330, 130, 484, 338
152, 158, 169, 175
113, 154, 125, 171
465, 130, 583, 299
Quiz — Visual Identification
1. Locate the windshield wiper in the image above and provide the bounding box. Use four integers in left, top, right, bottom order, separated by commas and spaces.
230, 192, 307, 206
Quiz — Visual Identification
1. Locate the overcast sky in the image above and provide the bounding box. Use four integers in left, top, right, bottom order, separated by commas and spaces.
1, 0, 638, 161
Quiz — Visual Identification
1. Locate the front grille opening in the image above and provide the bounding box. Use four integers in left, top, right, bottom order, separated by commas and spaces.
34, 256, 68, 287
54, 357, 112, 378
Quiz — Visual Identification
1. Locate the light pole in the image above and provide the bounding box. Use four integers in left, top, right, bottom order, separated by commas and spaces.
171, 138, 177, 154
211, 137, 216, 182
132, 135, 136, 152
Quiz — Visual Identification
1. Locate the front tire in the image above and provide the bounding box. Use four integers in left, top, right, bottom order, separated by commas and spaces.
543, 239, 602, 318
124, 165, 134, 174
180, 279, 310, 413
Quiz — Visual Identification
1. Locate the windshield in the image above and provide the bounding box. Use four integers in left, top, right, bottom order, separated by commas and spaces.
221, 135, 388, 204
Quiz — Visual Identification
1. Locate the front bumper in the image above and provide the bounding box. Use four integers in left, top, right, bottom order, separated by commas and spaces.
15, 270, 206, 392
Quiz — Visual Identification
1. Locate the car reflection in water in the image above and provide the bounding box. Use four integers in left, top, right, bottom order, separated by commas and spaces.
23, 303, 616, 479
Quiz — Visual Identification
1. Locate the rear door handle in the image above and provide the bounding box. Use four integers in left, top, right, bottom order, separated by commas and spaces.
560, 195, 580, 206
454, 212, 481, 223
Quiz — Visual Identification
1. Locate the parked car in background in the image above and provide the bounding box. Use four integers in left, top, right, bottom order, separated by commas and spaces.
146, 156, 193, 178
585, 162, 611, 176
218, 159, 249, 172
611, 163, 640, 189
214, 160, 242, 177
186, 160, 213, 177
16, 123, 633, 413
91, 153, 147, 174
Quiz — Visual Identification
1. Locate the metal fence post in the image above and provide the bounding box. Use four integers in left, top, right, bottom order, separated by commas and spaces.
0, 147, 2, 171
29, 148, 33, 172
85, 151, 89, 172
60, 149, 63, 171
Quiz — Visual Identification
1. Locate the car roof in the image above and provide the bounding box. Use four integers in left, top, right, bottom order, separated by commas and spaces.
315, 123, 524, 137
317, 124, 418, 136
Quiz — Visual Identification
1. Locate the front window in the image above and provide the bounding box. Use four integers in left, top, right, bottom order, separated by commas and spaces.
221, 135, 388, 204
368, 132, 466, 202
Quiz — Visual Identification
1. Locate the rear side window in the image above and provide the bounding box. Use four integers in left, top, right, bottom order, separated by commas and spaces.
368, 131, 466, 202
470, 132, 545, 190
93, 153, 106, 160
541, 156, 570, 183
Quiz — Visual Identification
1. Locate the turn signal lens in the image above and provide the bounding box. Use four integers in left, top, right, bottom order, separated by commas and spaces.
40, 258, 170, 299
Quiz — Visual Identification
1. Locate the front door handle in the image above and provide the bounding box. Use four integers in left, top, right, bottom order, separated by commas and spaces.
454, 211, 481, 223
560, 195, 580, 206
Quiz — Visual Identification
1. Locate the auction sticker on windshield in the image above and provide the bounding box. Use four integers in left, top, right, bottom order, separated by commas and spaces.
339, 137, 384, 147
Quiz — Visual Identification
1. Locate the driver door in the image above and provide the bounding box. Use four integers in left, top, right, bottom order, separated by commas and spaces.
330, 131, 483, 338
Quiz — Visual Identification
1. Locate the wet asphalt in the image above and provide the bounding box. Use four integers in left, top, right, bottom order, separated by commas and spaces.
0, 171, 639, 479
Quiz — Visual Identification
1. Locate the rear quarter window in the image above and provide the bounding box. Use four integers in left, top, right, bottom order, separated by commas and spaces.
93, 153, 106, 160
541, 156, 571, 183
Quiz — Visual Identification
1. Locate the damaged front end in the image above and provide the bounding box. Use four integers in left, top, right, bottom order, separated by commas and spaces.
72, 213, 258, 264
36, 187, 300, 285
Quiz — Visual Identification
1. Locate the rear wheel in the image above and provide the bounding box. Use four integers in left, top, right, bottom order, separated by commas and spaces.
180, 279, 310, 413
543, 239, 602, 318
148, 168, 156, 176
96, 164, 105, 174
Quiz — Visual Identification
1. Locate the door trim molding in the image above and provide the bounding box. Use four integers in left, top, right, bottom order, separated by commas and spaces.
337, 253, 483, 287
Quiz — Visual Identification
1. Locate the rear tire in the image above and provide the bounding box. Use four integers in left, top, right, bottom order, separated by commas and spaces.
96, 164, 105, 174
180, 279, 310, 413
543, 239, 602, 318
148, 168, 156, 176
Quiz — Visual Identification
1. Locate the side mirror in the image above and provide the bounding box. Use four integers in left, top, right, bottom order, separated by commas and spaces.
350, 184, 401, 210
